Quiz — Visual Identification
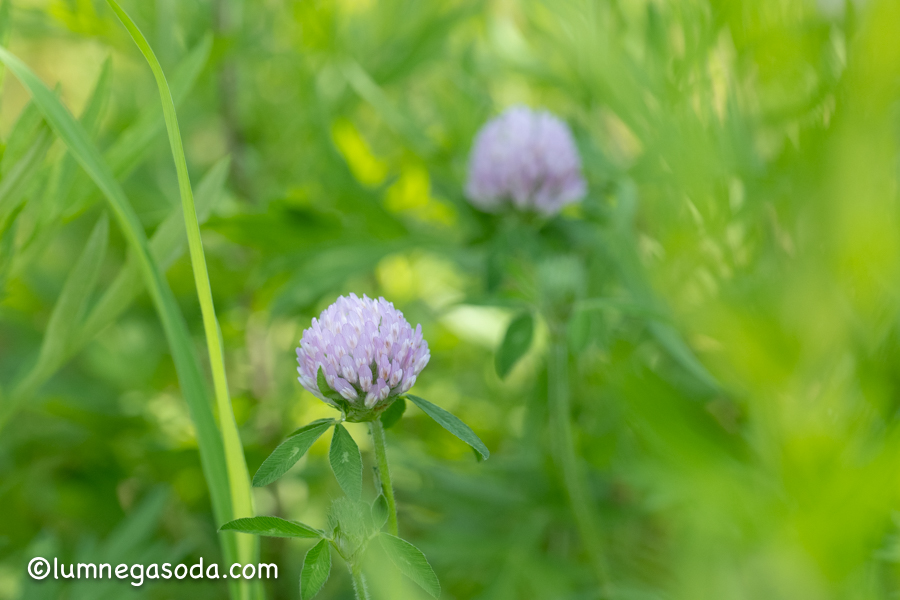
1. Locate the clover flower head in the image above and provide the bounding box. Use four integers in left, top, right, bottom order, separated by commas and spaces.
296, 294, 429, 416
465, 105, 587, 216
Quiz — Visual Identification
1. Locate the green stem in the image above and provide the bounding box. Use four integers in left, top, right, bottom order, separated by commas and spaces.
370, 418, 399, 536
349, 564, 372, 600
547, 336, 611, 596
105, 4, 257, 598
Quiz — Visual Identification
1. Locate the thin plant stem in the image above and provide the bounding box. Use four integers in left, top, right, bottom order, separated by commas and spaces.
370, 418, 399, 536
105, 3, 258, 598
547, 335, 611, 596
349, 564, 372, 600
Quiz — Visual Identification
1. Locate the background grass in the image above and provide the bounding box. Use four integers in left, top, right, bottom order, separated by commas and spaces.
4, 0, 900, 599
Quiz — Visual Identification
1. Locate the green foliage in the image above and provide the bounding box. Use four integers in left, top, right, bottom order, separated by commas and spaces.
329, 424, 363, 500
326, 498, 372, 564
253, 420, 333, 487
371, 495, 389, 531
379, 397, 406, 429
106, 2, 257, 586
220, 517, 323, 540
300, 540, 331, 600
406, 395, 489, 460
0, 45, 243, 581
495, 311, 534, 379
378, 534, 440, 599
6, 0, 900, 599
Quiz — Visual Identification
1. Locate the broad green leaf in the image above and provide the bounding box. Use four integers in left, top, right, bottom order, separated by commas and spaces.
371, 495, 388, 530
329, 424, 363, 500
406, 394, 489, 460
0, 45, 241, 583
253, 420, 333, 487
379, 533, 441, 598
495, 312, 534, 379
106, 4, 255, 572
380, 396, 406, 429
220, 516, 323, 539
300, 539, 331, 600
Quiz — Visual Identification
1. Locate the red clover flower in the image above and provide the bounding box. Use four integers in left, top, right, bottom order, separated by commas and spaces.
465, 106, 586, 216
296, 294, 430, 414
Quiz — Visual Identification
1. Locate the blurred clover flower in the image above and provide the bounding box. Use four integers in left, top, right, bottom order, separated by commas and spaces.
465, 106, 586, 216
296, 293, 430, 416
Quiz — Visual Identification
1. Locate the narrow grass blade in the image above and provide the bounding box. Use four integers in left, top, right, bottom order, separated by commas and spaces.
0, 125, 52, 222
0, 45, 242, 592
46, 57, 111, 217
2, 101, 43, 173
11, 59, 113, 277
2, 159, 229, 427
1, 215, 108, 419
24, 215, 108, 392
79, 157, 230, 342
63, 34, 212, 220
105, 0, 257, 580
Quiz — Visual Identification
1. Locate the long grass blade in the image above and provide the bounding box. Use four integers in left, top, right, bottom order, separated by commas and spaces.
0, 45, 242, 593
10, 59, 113, 277
80, 157, 230, 341
105, 3, 259, 597
63, 34, 213, 220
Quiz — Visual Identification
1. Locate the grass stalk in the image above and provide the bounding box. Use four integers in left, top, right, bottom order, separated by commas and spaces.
105, 1, 258, 592
0, 44, 243, 596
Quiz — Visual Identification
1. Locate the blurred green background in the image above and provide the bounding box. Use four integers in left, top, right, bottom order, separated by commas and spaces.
4, 0, 900, 598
